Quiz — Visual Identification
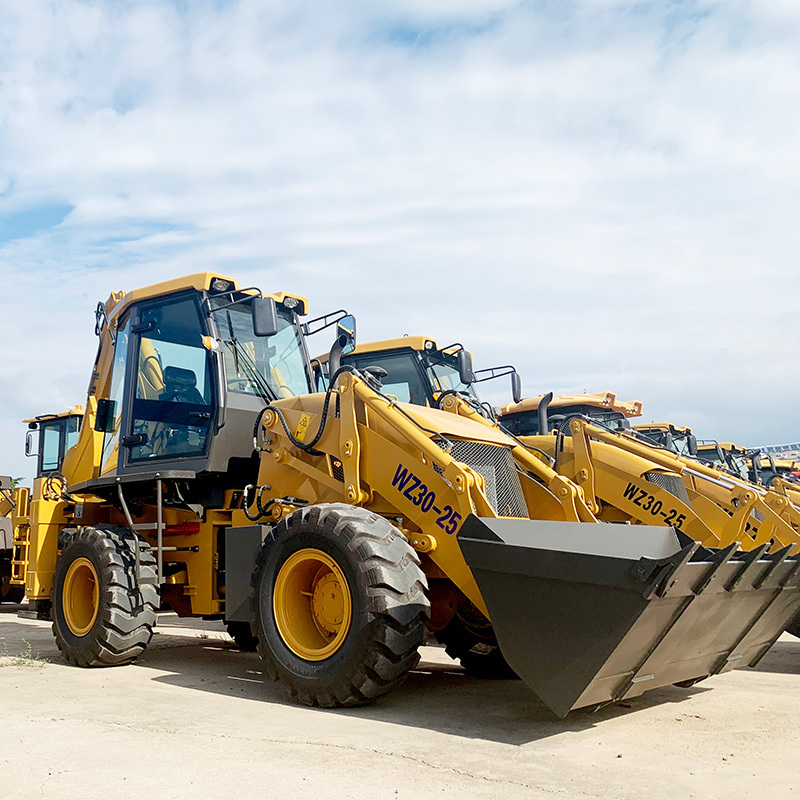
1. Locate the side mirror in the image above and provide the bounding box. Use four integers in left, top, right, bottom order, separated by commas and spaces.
687, 434, 698, 457
510, 371, 522, 404
328, 314, 357, 378
253, 297, 279, 337
25, 431, 36, 458
336, 314, 356, 356
94, 399, 116, 433
456, 350, 474, 385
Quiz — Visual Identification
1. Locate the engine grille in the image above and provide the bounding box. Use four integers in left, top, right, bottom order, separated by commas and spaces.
442, 439, 528, 518
644, 471, 691, 507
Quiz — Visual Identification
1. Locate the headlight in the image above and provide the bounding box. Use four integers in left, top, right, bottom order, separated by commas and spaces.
211, 278, 233, 293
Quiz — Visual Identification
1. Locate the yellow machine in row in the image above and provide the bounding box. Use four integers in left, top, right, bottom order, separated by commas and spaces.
1, 476, 24, 603
337, 340, 800, 561
497, 394, 800, 553
6, 276, 800, 718
1, 408, 83, 604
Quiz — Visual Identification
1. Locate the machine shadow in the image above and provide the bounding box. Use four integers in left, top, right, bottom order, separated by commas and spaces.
747, 637, 800, 675
141, 639, 709, 746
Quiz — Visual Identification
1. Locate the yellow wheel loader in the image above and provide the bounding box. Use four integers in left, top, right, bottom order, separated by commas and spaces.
1, 476, 25, 603
497, 393, 800, 554
341, 339, 800, 647
693, 441, 800, 490
1, 408, 84, 604
331, 340, 738, 553
5, 279, 800, 718
332, 335, 800, 676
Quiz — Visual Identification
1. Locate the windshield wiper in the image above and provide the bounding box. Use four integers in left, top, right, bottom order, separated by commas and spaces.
223, 311, 275, 401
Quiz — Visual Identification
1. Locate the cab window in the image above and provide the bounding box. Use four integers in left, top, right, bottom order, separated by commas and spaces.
345, 350, 432, 405
128, 296, 214, 463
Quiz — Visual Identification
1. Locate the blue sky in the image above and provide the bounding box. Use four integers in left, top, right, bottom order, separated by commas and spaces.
1, 0, 799, 481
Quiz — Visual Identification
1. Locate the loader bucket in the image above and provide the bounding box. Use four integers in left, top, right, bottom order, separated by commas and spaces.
457, 516, 800, 718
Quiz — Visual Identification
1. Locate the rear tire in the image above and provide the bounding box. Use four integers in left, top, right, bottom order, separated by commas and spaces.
786, 619, 800, 639
225, 620, 259, 651
436, 605, 518, 679
252, 503, 429, 707
1, 555, 24, 603
52, 525, 158, 666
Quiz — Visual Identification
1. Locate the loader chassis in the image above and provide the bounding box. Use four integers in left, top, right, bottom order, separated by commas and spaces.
6, 276, 800, 717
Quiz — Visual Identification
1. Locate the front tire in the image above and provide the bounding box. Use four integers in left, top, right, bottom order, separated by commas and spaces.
52, 525, 158, 666
252, 504, 429, 707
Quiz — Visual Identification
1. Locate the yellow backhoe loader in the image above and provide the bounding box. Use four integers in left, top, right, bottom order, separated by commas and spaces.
631, 423, 800, 641
498, 393, 800, 554
1, 408, 83, 603
331, 341, 761, 555
5, 279, 800, 719
1, 476, 24, 603
693, 440, 800, 490
332, 335, 800, 670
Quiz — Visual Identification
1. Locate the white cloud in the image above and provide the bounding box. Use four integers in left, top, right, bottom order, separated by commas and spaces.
1, 0, 799, 481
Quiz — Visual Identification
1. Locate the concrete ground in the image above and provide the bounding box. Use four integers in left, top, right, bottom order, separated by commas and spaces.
1, 603, 799, 800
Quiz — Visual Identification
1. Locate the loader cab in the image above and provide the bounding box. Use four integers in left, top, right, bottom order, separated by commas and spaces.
338, 338, 480, 407
501, 405, 631, 436
696, 442, 750, 481
633, 424, 698, 458
758, 457, 800, 486
92, 276, 314, 491
24, 409, 84, 478
499, 393, 642, 437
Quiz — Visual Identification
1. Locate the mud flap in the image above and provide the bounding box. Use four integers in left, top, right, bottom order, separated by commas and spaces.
457, 516, 800, 718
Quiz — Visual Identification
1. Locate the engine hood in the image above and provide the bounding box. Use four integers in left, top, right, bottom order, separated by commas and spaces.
397, 402, 515, 447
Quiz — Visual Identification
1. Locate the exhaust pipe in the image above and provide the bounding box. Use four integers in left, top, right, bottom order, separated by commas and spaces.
537, 392, 554, 435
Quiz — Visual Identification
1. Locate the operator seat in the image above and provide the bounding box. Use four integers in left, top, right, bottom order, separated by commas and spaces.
160, 366, 205, 405
137, 338, 165, 400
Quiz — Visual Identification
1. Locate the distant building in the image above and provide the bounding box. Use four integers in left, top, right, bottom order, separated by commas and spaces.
756, 443, 800, 460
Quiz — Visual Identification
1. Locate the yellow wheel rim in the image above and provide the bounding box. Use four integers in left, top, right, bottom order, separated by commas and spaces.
63, 557, 100, 637
273, 548, 352, 661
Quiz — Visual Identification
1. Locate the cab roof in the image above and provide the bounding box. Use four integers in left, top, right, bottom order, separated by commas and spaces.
634, 422, 694, 435
316, 336, 468, 365
498, 391, 643, 418
104, 272, 308, 328
698, 442, 742, 452
24, 406, 84, 425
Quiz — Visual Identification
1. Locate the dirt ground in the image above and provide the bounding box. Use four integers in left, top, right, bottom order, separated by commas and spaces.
1, 604, 799, 800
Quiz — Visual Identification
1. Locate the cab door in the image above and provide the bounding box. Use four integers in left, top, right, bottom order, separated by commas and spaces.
121, 294, 216, 469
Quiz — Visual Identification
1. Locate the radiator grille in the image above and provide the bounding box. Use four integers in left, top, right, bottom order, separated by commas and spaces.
644, 471, 691, 508
443, 439, 528, 518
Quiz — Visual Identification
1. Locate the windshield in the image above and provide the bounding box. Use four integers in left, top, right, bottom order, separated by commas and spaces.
345, 349, 433, 405
670, 434, 692, 457
728, 453, 750, 480
344, 347, 480, 407
425, 354, 478, 399
211, 297, 312, 399
503, 405, 628, 436
697, 448, 723, 465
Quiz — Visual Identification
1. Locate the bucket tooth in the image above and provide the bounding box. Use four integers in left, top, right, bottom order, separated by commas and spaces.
457, 515, 800, 718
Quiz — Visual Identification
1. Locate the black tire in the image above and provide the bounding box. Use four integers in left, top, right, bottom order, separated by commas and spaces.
225, 620, 259, 651
786, 618, 800, 640
436, 605, 518, 679
1, 553, 24, 604
52, 525, 158, 666
251, 503, 429, 707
